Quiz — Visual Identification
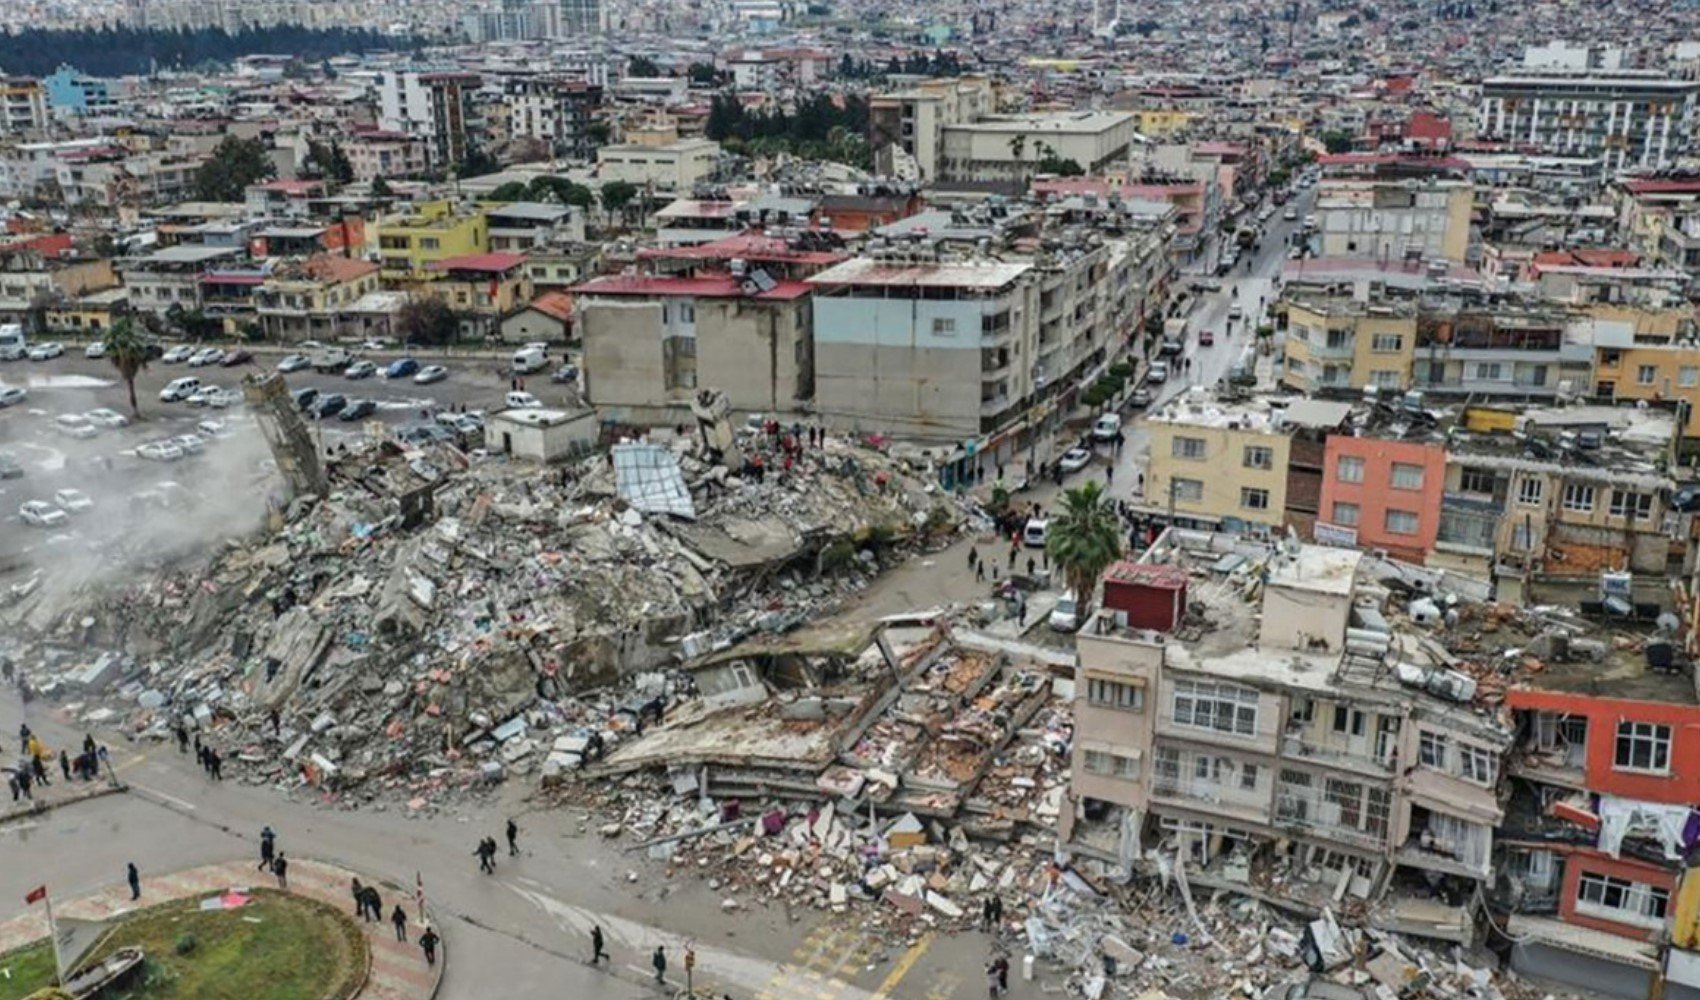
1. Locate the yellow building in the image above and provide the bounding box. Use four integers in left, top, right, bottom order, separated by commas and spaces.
376, 201, 488, 280
256, 255, 383, 342
1131, 109, 1196, 139
1143, 398, 1292, 530
46, 287, 129, 335
1281, 295, 1416, 393
1593, 340, 1700, 440
404, 252, 533, 337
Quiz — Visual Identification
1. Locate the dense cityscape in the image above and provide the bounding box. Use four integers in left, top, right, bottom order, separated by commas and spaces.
6, 2, 1700, 1000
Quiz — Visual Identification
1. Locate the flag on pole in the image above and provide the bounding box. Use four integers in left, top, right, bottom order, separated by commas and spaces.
415, 871, 426, 923
24, 886, 45, 905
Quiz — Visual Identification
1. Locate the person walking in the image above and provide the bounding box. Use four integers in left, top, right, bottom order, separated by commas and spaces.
967, 546, 978, 572
652, 946, 667, 984
272, 853, 288, 890
18, 723, 29, 755
174, 722, 189, 754
351, 878, 365, 917
30, 752, 48, 787
126, 863, 140, 901
391, 904, 408, 943
208, 750, 223, 781
986, 960, 1000, 998
994, 956, 1010, 994
418, 925, 439, 967
506, 818, 519, 856
258, 826, 277, 871
58, 750, 70, 782
475, 838, 496, 874
590, 925, 608, 966
363, 885, 383, 923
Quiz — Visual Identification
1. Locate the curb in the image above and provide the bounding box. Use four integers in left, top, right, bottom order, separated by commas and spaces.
0, 781, 126, 826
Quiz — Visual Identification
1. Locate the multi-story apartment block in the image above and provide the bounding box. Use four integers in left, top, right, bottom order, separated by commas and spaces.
403, 253, 533, 339
42, 65, 117, 119
345, 130, 430, 182
500, 76, 603, 161
595, 139, 722, 196
375, 202, 489, 280
1479, 72, 1700, 178
1313, 155, 1473, 264
1142, 397, 1293, 533
0, 78, 49, 139
378, 72, 481, 170
1283, 294, 1417, 394
255, 255, 381, 342
868, 77, 997, 182
117, 245, 245, 317
1062, 534, 1509, 933
1317, 430, 1447, 564
937, 111, 1143, 186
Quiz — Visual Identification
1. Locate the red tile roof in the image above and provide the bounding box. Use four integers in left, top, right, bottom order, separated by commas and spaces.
637, 230, 846, 267
1621, 178, 1700, 196
303, 254, 379, 283
527, 290, 574, 321
572, 272, 811, 301
1406, 111, 1452, 143
428, 252, 528, 274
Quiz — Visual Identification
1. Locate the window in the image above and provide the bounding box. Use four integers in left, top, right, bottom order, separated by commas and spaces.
1391, 463, 1424, 490
1562, 483, 1595, 513
1614, 721, 1672, 773
1171, 678, 1259, 737
1419, 731, 1449, 769
1172, 436, 1206, 460
1577, 872, 1670, 928
1240, 763, 1260, 790
1680, 366, 1698, 388
1332, 705, 1350, 733
1088, 677, 1145, 712
1609, 490, 1653, 521
1511, 521, 1534, 551
1518, 477, 1544, 506
1385, 509, 1419, 535
1459, 743, 1496, 785
1637, 364, 1657, 386
1243, 445, 1273, 470
1371, 369, 1400, 388
1336, 455, 1364, 483
1083, 749, 1140, 779
932, 317, 957, 336
1240, 487, 1270, 511
1371, 332, 1403, 353
1332, 502, 1360, 527
1172, 478, 1204, 502
1474, 362, 1503, 381
1460, 469, 1495, 495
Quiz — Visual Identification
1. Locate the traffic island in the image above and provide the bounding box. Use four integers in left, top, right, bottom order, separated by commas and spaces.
0, 860, 442, 1000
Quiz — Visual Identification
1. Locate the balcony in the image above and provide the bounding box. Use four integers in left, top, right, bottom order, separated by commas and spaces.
1150, 774, 1271, 825
1308, 339, 1356, 359
981, 394, 1012, 416
1280, 732, 1396, 777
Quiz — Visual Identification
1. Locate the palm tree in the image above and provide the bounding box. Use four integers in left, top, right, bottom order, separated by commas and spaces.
103, 318, 150, 419
1046, 480, 1124, 606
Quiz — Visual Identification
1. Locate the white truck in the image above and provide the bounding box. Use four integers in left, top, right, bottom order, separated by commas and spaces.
0, 323, 26, 361
512, 344, 548, 375
310, 345, 354, 372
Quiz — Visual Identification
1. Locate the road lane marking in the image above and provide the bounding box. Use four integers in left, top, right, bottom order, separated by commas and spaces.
871, 931, 933, 999
132, 784, 197, 811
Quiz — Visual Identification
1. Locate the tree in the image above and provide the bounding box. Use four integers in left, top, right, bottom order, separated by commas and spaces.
456, 144, 501, 179
1045, 481, 1123, 609
103, 317, 150, 419
397, 297, 460, 347
687, 62, 718, 85
370, 175, 394, 197
489, 180, 530, 201
1321, 130, 1355, 154
627, 55, 662, 78
601, 180, 639, 224
299, 139, 353, 184
193, 135, 275, 201
1036, 154, 1084, 176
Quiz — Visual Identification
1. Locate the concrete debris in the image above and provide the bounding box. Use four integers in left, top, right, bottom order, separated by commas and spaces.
0, 427, 963, 811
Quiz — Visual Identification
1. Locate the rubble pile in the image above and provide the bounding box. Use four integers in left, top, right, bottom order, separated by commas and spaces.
1, 428, 963, 805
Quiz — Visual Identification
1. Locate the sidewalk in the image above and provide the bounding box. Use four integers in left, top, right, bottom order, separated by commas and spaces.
0, 858, 442, 1000
0, 778, 125, 825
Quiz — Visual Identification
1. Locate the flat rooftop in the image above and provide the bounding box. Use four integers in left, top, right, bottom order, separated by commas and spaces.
1142, 391, 1286, 433
1267, 545, 1361, 597
807, 258, 1033, 291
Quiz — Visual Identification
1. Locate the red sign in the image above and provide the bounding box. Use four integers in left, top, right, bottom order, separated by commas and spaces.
24, 886, 45, 905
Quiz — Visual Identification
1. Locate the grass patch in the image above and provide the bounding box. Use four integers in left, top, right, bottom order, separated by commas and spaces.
0, 890, 365, 1000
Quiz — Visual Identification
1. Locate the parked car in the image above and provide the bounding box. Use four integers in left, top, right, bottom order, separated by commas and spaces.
1091, 413, 1122, 442
53, 488, 92, 513
311, 393, 348, 419
1148, 361, 1170, 384
1048, 592, 1084, 633
386, 357, 420, 379
187, 347, 224, 367
1128, 387, 1153, 408
171, 433, 207, 455
1283, 207, 1299, 222
1227, 304, 1244, 322
202, 388, 240, 409
505, 391, 542, 409
339, 399, 378, 422
1023, 518, 1049, 548
84, 342, 106, 359
413, 365, 449, 385
344, 360, 378, 380
85, 408, 128, 427
219, 349, 253, 367
185, 384, 224, 407
551, 364, 579, 383
20, 500, 68, 527
0, 386, 26, 407
53, 414, 97, 439
27, 342, 64, 360
0, 453, 23, 478
277, 354, 312, 373
159, 376, 201, 402
291, 387, 319, 411
1199, 330, 1216, 346
1058, 447, 1093, 474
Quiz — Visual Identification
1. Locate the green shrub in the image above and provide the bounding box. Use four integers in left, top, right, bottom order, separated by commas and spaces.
173, 933, 197, 957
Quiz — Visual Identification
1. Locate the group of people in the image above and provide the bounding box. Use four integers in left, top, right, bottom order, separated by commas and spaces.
10, 727, 112, 802
350, 877, 436, 961
473, 819, 520, 875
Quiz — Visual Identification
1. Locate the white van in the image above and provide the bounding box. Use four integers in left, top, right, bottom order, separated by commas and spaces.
1049, 592, 1083, 633
0, 323, 25, 361
1092, 413, 1122, 441
1023, 517, 1049, 548
512, 345, 548, 374
160, 376, 201, 401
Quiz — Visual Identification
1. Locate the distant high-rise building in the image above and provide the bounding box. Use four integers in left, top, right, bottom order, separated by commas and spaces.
560, 0, 601, 34
1479, 71, 1700, 177
379, 71, 482, 170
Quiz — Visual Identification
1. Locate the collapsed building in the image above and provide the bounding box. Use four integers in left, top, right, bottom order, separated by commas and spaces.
0, 419, 962, 805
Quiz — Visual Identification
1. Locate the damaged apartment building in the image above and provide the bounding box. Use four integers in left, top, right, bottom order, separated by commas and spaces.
1061, 531, 1512, 944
